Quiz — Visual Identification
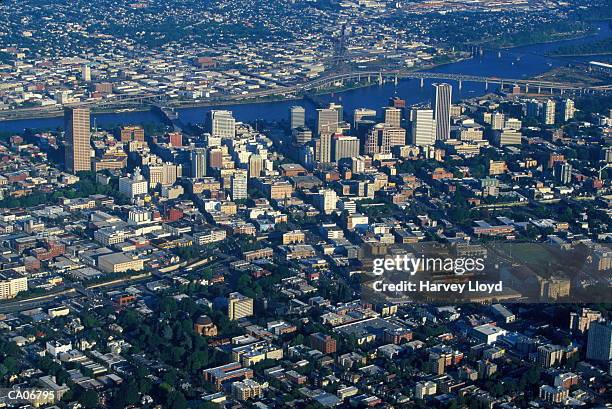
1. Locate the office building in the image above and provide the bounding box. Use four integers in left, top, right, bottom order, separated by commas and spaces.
317, 104, 342, 135
81, 64, 91, 82
120, 126, 145, 142
315, 133, 332, 163
563, 99, 575, 121
415, 381, 437, 399
293, 127, 312, 145
366, 123, 406, 155
537, 345, 563, 368
209, 110, 236, 138
526, 99, 540, 118
332, 135, 360, 162
353, 108, 377, 128
554, 162, 572, 185
144, 162, 181, 187
309, 333, 337, 354
191, 148, 207, 178
569, 308, 603, 334
290, 106, 306, 129
248, 154, 263, 178
384, 107, 402, 128
231, 170, 248, 200
119, 167, 148, 198
232, 379, 263, 401
0, 271, 28, 300
410, 108, 436, 147
432, 83, 452, 140
168, 132, 182, 147
228, 292, 254, 320
586, 322, 612, 361
492, 128, 522, 146
543, 99, 556, 125
64, 107, 91, 173
315, 189, 337, 214
491, 112, 505, 130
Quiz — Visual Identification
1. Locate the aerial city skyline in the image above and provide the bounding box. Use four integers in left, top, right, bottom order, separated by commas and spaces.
0, 0, 611, 408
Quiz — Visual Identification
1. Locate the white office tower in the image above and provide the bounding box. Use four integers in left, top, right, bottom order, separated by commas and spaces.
231, 170, 248, 200
543, 99, 556, 125
210, 110, 236, 138
317, 103, 342, 135
332, 135, 360, 162
491, 112, 505, 130
290, 106, 306, 129
81, 64, 91, 82
119, 167, 148, 199
410, 108, 436, 147
432, 83, 452, 140
563, 99, 575, 122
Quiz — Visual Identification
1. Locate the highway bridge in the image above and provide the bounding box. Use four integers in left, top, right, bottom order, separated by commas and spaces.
0, 69, 608, 122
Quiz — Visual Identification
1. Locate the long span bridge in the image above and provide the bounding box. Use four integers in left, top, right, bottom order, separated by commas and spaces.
0, 69, 608, 122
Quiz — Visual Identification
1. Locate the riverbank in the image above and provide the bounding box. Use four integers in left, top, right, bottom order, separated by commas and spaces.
0, 58, 470, 123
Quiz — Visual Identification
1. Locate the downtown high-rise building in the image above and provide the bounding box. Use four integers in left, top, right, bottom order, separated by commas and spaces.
317, 103, 342, 135
64, 107, 91, 173
231, 170, 248, 200
248, 154, 263, 178
209, 110, 236, 138
432, 83, 452, 141
562, 99, 575, 122
410, 108, 436, 147
290, 106, 306, 129
365, 124, 406, 155
332, 135, 360, 162
384, 107, 402, 128
81, 64, 91, 82
543, 99, 556, 125
586, 321, 612, 361
315, 133, 332, 163
190, 148, 207, 178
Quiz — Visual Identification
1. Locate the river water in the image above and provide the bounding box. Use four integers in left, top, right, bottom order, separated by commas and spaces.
1, 21, 610, 133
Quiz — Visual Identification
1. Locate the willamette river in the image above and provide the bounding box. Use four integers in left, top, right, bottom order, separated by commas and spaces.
0, 21, 610, 133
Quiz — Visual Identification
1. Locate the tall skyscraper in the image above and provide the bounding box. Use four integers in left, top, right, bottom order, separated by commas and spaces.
365, 124, 406, 155
64, 107, 91, 173
248, 154, 263, 178
81, 64, 91, 82
317, 104, 342, 135
315, 133, 332, 163
586, 322, 612, 361
543, 99, 556, 125
332, 135, 360, 162
554, 162, 572, 185
527, 100, 540, 118
432, 83, 452, 141
191, 148, 207, 178
290, 106, 306, 129
209, 110, 236, 138
563, 99, 575, 122
231, 170, 248, 200
384, 107, 402, 128
410, 108, 436, 147
491, 112, 505, 130
292, 127, 312, 145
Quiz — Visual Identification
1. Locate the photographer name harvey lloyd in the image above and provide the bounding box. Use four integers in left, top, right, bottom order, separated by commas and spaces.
370, 255, 503, 294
